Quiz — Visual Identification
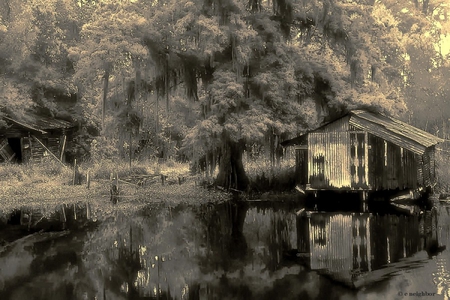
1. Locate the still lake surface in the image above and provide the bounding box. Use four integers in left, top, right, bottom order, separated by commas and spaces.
0, 198, 450, 299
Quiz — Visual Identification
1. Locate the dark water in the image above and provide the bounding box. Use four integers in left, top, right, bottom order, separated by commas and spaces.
0, 199, 449, 299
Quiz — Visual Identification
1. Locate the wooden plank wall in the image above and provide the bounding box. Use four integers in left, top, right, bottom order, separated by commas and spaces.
295, 149, 308, 185
350, 132, 369, 189
315, 115, 350, 133
368, 134, 418, 190
308, 132, 352, 189
26, 136, 62, 163
421, 146, 436, 187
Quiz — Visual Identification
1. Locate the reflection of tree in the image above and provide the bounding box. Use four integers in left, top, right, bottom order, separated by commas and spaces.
195, 201, 249, 272
81, 203, 205, 299
79, 201, 305, 299
194, 202, 306, 299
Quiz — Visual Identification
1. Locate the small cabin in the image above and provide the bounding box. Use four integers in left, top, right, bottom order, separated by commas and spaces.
282, 110, 444, 193
0, 113, 75, 164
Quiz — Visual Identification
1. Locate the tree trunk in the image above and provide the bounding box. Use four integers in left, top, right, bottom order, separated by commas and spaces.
229, 201, 248, 259
215, 139, 249, 191
102, 69, 109, 131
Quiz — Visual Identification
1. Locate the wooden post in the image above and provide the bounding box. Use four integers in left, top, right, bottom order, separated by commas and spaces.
60, 135, 67, 162
86, 171, 90, 189
29, 133, 33, 162
86, 202, 91, 220
110, 171, 119, 204
61, 205, 67, 230
60, 205, 66, 223
73, 159, 77, 185
129, 130, 132, 170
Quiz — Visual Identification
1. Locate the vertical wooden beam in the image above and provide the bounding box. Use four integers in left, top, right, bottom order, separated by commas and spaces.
31, 135, 66, 167
307, 134, 311, 185
86, 171, 90, 189
29, 132, 33, 162
60, 135, 67, 162
364, 132, 369, 187
20, 137, 23, 163
73, 159, 77, 185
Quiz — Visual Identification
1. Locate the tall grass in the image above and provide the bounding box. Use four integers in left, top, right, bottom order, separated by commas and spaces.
0, 159, 71, 183
79, 158, 190, 180
0, 157, 191, 185
244, 155, 297, 193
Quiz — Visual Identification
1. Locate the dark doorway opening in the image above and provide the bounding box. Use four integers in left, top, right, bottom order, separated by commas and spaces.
8, 138, 22, 163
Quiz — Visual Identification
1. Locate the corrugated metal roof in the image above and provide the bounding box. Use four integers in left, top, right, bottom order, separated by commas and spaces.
349, 110, 443, 155
281, 110, 444, 154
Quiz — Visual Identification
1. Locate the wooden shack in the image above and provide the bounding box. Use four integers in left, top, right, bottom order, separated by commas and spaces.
0, 113, 75, 164
282, 110, 444, 193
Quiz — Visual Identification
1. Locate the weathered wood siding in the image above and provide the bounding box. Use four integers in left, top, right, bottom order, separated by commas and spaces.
0, 138, 15, 162
21, 135, 62, 163
350, 132, 369, 188
308, 131, 370, 190
368, 134, 418, 190
421, 146, 436, 187
293, 111, 442, 191
295, 149, 308, 185
315, 115, 350, 133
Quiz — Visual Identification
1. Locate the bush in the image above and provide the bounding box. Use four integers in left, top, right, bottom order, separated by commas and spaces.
0, 159, 71, 183
81, 160, 149, 180
89, 137, 120, 162
80, 158, 189, 181
0, 163, 25, 181
244, 156, 297, 193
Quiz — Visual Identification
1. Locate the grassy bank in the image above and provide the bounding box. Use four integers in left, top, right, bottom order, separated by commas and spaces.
0, 154, 300, 215
0, 159, 230, 215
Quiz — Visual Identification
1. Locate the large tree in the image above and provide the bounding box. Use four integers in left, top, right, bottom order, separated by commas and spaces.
3, 0, 438, 190
136, 0, 409, 190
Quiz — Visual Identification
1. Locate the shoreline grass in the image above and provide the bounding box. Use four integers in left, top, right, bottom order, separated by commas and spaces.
0, 159, 230, 216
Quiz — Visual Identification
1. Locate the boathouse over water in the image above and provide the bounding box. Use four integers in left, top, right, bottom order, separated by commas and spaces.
281, 110, 444, 193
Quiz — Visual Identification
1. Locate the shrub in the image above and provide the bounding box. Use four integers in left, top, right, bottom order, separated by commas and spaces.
244, 155, 296, 193
0, 159, 71, 183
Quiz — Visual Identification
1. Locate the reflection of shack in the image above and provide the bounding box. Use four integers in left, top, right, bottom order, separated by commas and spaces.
0, 113, 75, 164
297, 210, 438, 288
282, 110, 443, 197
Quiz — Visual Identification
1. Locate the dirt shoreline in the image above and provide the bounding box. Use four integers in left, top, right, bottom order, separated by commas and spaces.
0, 176, 232, 219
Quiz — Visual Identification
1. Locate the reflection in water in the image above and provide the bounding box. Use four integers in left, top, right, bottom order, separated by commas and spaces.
1, 199, 450, 299
297, 209, 441, 288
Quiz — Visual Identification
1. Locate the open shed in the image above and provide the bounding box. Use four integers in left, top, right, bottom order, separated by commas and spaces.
0, 113, 75, 164
281, 110, 444, 192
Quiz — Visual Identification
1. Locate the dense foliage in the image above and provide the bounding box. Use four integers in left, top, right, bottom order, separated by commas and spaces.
0, 0, 449, 189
